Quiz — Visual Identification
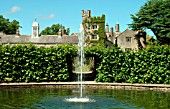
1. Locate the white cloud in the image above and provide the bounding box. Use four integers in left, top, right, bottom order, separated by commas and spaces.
4, 6, 22, 15
10, 6, 22, 13
48, 14, 55, 18
43, 14, 55, 19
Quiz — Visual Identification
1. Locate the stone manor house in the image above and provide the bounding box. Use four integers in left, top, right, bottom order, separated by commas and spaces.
0, 10, 146, 51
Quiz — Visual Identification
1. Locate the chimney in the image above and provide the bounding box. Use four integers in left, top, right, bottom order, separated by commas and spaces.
16, 29, 20, 36
105, 23, 109, 33
58, 29, 62, 36
62, 27, 65, 35
115, 24, 119, 32
110, 27, 113, 36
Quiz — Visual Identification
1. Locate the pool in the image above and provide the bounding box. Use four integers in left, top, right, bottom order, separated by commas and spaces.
0, 87, 170, 109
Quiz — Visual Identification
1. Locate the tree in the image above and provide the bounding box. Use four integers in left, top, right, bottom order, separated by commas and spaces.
0, 15, 10, 34
146, 34, 156, 45
0, 15, 20, 34
8, 20, 20, 34
66, 28, 70, 35
128, 0, 170, 44
40, 24, 70, 35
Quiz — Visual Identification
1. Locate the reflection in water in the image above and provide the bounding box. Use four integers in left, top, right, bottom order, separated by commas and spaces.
0, 88, 170, 109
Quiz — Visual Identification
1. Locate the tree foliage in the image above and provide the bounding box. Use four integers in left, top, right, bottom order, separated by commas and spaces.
40, 24, 70, 35
146, 34, 156, 46
0, 15, 20, 34
129, 0, 170, 44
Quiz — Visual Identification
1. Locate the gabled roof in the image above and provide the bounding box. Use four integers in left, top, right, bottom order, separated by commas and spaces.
0, 35, 78, 44
117, 29, 136, 38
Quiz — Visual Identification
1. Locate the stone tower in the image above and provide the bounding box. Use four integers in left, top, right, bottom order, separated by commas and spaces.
82, 10, 91, 22
32, 17, 39, 38
82, 10, 105, 46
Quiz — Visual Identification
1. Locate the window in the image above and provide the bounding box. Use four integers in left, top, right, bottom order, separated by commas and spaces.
91, 34, 98, 40
91, 24, 98, 30
126, 37, 131, 42
33, 27, 36, 30
90, 34, 99, 40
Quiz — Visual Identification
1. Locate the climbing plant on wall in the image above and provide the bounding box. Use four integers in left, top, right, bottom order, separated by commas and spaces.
82, 14, 105, 46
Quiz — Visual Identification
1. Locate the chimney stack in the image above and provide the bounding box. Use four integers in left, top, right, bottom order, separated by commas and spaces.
105, 23, 109, 33
115, 24, 119, 32
62, 27, 65, 35
16, 29, 20, 36
58, 29, 62, 36
110, 27, 113, 36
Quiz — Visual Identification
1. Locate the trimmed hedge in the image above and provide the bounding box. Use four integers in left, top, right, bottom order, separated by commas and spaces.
96, 45, 170, 84
0, 44, 169, 84
0, 44, 77, 82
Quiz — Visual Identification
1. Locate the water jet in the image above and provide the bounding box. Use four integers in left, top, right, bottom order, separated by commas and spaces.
65, 24, 95, 103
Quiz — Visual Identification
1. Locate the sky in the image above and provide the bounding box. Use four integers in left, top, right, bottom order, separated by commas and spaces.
0, 0, 154, 36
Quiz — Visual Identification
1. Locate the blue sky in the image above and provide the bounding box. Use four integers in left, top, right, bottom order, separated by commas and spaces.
0, 0, 154, 36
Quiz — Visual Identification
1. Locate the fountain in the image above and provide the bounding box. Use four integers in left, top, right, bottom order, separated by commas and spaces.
65, 24, 95, 103
0, 25, 169, 108
78, 23, 84, 98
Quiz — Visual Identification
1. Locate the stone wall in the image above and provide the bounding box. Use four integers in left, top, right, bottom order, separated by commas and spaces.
117, 29, 138, 51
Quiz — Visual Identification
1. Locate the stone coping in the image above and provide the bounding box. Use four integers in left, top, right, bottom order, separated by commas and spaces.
73, 71, 92, 74
0, 81, 170, 92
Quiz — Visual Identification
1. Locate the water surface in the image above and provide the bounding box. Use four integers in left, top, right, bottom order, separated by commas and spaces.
0, 87, 169, 109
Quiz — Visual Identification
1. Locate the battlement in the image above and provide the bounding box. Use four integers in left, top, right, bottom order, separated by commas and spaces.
82, 10, 91, 22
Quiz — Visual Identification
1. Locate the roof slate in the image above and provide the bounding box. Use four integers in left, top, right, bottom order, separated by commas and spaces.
0, 35, 78, 44
117, 29, 136, 38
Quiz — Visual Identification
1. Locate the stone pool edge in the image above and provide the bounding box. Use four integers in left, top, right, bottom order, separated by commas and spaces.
1, 81, 170, 92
